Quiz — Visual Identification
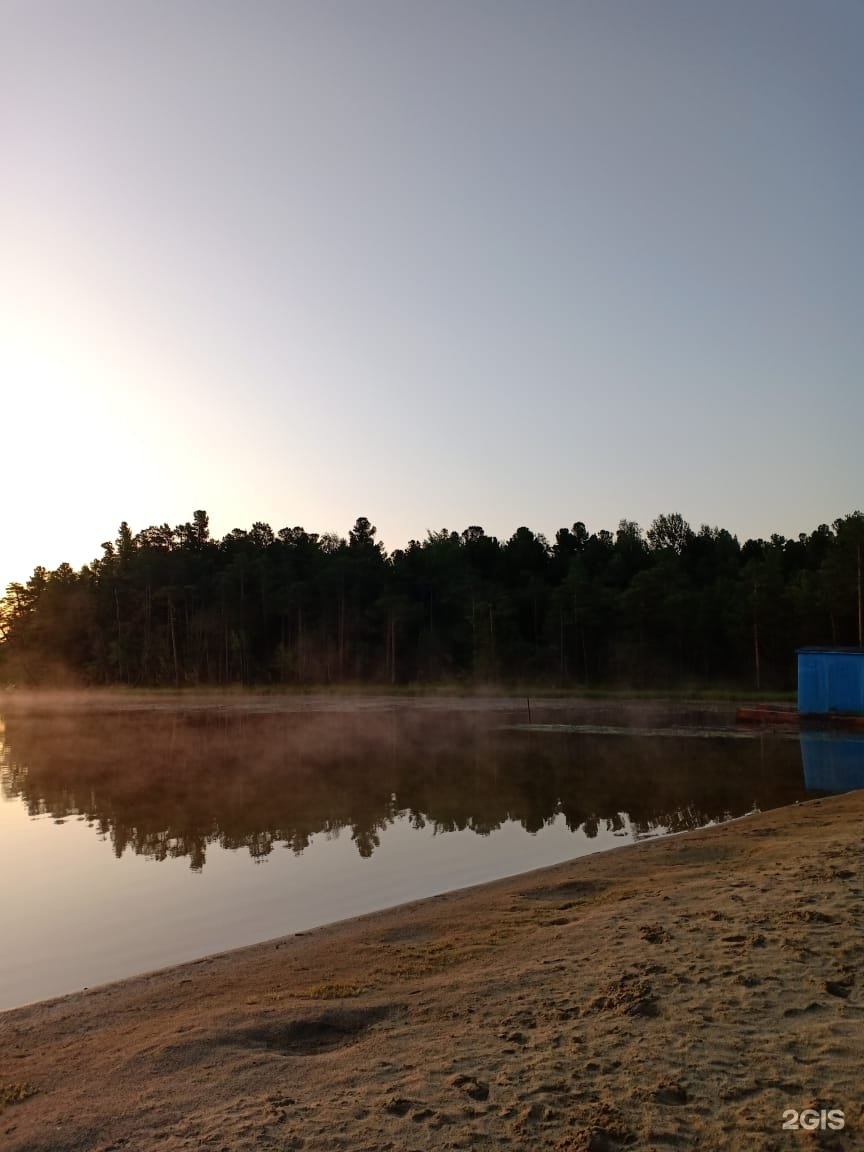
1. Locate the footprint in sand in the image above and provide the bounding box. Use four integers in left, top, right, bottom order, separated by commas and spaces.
451, 1074, 490, 1102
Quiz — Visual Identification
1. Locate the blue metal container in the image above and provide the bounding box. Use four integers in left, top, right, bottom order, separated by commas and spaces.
797, 647, 864, 716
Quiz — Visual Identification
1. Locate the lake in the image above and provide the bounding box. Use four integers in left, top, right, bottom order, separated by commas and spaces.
0, 695, 855, 1012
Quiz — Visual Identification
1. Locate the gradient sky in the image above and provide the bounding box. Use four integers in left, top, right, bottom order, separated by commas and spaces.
2, 0, 862, 589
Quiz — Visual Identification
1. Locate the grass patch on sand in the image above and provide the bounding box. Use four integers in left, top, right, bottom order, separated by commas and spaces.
302, 982, 368, 999
0, 1084, 38, 1114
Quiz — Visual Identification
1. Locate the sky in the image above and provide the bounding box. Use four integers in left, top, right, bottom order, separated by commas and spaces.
2, 0, 862, 590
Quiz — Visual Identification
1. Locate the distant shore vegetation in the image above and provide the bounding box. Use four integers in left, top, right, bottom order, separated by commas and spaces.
1, 511, 862, 690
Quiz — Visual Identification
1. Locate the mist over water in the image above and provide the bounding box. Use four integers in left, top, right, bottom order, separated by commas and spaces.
0, 697, 836, 1010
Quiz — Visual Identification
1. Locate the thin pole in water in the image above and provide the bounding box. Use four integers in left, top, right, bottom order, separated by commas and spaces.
526, 696, 532, 724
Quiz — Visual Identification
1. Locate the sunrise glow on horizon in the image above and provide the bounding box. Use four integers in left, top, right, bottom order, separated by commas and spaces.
3, 0, 862, 591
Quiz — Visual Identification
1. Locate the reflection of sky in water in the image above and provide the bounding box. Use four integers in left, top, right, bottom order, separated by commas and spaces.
0, 705, 857, 1012
0, 796, 623, 1012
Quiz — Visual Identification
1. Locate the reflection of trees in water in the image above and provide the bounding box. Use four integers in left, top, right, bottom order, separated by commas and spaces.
0, 710, 808, 870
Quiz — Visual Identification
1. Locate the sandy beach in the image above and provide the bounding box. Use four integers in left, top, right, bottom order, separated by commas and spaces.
1, 789, 862, 1152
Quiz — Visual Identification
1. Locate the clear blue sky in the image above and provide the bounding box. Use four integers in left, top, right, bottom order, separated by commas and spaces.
2, 0, 862, 588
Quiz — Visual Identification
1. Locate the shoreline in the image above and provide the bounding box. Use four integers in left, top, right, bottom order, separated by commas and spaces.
2, 790, 862, 1151
0, 687, 793, 711
0, 801, 762, 1018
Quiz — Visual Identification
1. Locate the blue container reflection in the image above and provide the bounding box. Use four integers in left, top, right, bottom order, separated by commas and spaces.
800, 732, 864, 794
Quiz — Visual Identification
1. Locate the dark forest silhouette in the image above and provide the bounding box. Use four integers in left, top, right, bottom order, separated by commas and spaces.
1, 510, 862, 688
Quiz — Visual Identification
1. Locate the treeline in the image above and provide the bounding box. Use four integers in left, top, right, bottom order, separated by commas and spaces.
1, 510, 862, 689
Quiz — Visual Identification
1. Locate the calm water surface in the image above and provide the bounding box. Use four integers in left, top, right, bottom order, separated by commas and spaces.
0, 697, 857, 1011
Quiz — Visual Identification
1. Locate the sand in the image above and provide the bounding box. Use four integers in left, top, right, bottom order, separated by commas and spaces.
1, 790, 862, 1152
